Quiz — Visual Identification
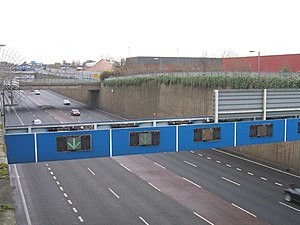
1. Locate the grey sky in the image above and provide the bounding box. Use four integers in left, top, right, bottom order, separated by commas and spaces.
1, 0, 299, 64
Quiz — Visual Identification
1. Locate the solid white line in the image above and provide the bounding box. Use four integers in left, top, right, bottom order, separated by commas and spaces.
154, 162, 166, 169
139, 216, 149, 225
13, 164, 32, 225
73, 207, 78, 213
261, 177, 267, 181
247, 172, 254, 176
226, 164, 231, 167
184, 160, 197, 167
275, 182, 283, 186
212, 148, 300, 179
149, 182, 161, 191
78, 216, 84, 223
120, 163, 131, 172
279, 201, 300, 212
232, 203, 257, 217
216, 160, 221, 164
87, 168, 96, 176
64, 193, 68, 198
68, 200, 72, 205
182, 177, 202, 188
221, 177, 240, 186
193, 212, 214, 225
108, 188, 120, 199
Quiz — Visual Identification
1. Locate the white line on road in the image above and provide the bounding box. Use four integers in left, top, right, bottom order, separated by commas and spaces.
53, 176, 57, 180
236, 168, 242, 171
149, 182, 161, 191
68, 200, 73, 205
154, 162, 166, 169
182, 177, 202, 188
56, 181, 60, 185
87, 168, 95, 176
247, 172, 254, 176
48, 167, 51, 171
216, 160, 221, 164
193, 212, 214, 225
120, 163, 131, 172
73, 207, 78, 213
198, 153, 203, 157
232, 203, 257, 217
63, 193, 68, 198
60, 186, 64, 191
50, 171, 54, 175
279, 201, 300, 212
261, 177, 267, 181
78, 216, 84, 223
221, 177, 240, 186
191, 151, 195, 153
45, 163, 48, 166
13, 164, 32, 225
207, 157, 212, 160
226, 164, 232, 167
108, 188, 120, 199
139, 216, 149, 225
275, 182, 283, 186
184, 160, 197, 167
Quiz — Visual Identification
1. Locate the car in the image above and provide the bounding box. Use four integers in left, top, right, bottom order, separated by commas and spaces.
283, 184, 300, 203
71, 109, 80, 116
34, 90, 40, 95
63, 99, 70, 105
32, 118, 42, 125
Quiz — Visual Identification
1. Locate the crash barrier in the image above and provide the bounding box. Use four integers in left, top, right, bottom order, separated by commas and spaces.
5, 118, 300, 164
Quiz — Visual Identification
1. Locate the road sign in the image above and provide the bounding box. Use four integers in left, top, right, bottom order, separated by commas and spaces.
57, 135, 91, 152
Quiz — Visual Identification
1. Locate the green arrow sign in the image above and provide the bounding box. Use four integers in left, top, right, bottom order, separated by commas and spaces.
139, 133, 152, 146
67, 137, 81, 150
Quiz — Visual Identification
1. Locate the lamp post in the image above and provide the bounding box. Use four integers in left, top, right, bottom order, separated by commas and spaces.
154, 57, 162, 73
0, 44, 6, 125
249, 50, 260, 77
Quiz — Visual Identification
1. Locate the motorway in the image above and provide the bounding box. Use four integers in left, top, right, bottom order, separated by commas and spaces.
4, 90, 300, 225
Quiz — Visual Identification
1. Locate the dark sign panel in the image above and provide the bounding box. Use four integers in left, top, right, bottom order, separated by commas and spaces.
56, 135, 91, 152
194, 127, 221, 142
130, 131, 160, 146
249, 124, 273, 138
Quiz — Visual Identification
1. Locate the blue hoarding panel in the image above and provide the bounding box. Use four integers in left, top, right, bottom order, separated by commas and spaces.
37, 130, 110, 162
286, 119, 300, 141
5, 134, 35, 164
236, 120, 285, 146
178, 123, 234, 151
112, 126, 176, 156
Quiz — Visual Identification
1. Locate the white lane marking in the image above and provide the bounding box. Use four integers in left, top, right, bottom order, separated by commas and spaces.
108, 188, 120, 199
48, 167, 51, 171
216, 160, 221, 164
120, 163, 131, 172
50, 171, 54, 175
60, 186, 64, 191
212, 148, 300, 179
184, 160, 197, 167
139, 216, 149, 225
191, 151, 195, 153
149, 182, 161, 191
56, 181, 60, 185
198, 153, 203, 157
87, 168, 95, 176
68, 200, 73, 205
261, 177, 267, 181
73, 207, 78, 213
13, 165, 32, 225
207, 157, 212, 160
226, 164, 232, 167
232, 203, 257, 217
154, 162, 166, 169
221, 177, 241, 186
45, 163, 48, 166
53, 176, 57, 180
64, 193, 68, 198
236, 168, 242, 171
279, 201, 300, 212
78, 216, 84, 223
12, 107, 24, 125
194, 212, 214, 225
247, 172, 254, 176
182, 177, 202, 188
275, 182, 283, 186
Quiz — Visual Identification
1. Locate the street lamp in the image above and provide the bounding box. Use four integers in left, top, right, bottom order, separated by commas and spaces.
154, 57, 162, 73
249, 50, 260, 77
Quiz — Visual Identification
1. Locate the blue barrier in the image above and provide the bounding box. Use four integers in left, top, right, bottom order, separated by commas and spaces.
5, 118, 300, 164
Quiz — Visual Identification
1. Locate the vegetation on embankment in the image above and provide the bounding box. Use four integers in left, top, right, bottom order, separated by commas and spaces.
103, 75, 300, 89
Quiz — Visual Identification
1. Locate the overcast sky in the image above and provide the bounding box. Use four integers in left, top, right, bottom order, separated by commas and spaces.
1, 0, 299, 64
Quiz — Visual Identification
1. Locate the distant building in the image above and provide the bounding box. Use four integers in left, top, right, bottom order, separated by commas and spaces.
84, 59, 113, 73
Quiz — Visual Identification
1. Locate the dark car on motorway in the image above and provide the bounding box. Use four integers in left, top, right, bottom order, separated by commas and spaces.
284, 184, 300, 203
71, 109, 80, 116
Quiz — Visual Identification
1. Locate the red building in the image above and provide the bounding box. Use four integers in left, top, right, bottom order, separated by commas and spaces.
223, 54, 300, 73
